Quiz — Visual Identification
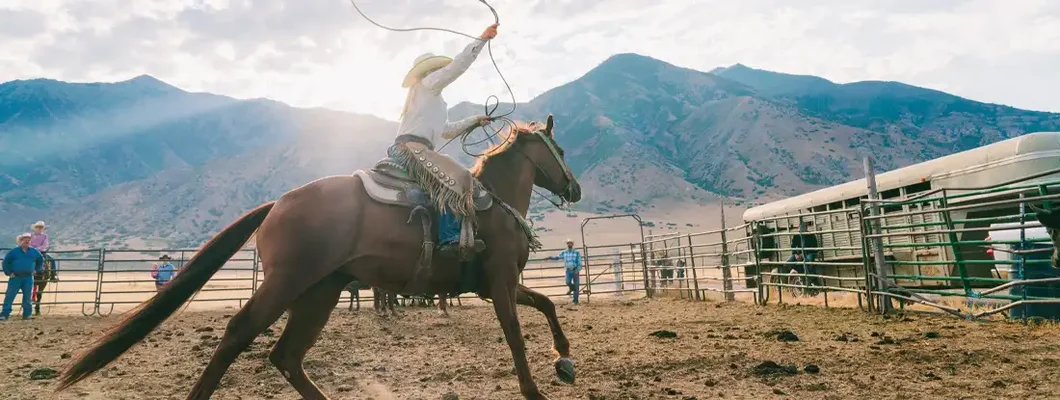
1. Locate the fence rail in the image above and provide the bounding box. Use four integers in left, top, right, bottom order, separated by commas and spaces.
3, 163, 1059, 321
744, 163, 1060, 321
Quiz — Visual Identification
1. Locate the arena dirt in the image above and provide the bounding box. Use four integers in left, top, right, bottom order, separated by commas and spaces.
2, 298, 1059, 399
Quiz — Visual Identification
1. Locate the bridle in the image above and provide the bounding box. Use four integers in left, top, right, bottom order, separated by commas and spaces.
511, 128, 577, 209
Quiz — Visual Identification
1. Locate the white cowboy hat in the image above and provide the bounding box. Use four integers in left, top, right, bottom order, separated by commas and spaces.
31, 221, 46, 228
15, 233, 31, 243
401, 52, 452, 88
565, 238, 574, 243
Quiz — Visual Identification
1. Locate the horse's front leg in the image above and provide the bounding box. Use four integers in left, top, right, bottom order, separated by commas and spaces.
436, 294, 449, 317
516, 284, 575, 384
490, 277, 548, 399
32, 282, 45, 316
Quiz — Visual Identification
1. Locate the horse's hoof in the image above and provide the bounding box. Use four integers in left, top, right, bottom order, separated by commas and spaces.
554, 357, 576, 384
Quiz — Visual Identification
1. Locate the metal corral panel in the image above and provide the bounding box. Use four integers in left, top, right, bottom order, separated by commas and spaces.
743, 132, 1060, 221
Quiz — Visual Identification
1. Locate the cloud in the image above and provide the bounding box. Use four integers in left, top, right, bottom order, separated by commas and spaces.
0, 8, 49, 38
2, 0, 1059, 117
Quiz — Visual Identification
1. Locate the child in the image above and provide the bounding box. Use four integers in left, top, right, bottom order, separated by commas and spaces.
29, 221, 57, 281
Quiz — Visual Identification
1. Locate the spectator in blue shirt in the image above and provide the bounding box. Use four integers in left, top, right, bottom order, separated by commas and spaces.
151, 254, 177, 292
547, 239, 583, 304
2, 233, 44, 320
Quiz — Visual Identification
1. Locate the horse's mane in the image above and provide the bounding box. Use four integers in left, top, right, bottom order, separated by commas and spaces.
470, 121, 539, 176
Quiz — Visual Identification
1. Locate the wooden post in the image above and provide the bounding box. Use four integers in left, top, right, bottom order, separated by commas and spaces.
719, 205, 735, 302
687, 234, 701, 301
864, 156, 892, 313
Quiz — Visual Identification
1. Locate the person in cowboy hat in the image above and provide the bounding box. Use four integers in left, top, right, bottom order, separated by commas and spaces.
151, 254, 177, 292
392, 23, 498, 255
547, 239, 583, 304
2, 233, 44, 320
28, 221, 57, 281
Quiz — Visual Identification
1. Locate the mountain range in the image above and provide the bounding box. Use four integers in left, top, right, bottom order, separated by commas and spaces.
2, 54, 1058, 247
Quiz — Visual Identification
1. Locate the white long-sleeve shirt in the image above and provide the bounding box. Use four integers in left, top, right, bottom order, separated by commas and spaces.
396, 38, 489, 148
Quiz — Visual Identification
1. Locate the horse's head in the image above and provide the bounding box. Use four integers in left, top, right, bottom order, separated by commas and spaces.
1030, 203, 1060, 267
472, 115, 582, 206
510, 114, 585, 202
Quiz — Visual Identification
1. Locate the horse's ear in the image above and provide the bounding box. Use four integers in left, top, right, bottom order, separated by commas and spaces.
545, 114, 554, 136
1032, 203, 1060, 229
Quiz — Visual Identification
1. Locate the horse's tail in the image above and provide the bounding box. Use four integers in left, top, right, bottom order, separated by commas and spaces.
57, 201, 276, 391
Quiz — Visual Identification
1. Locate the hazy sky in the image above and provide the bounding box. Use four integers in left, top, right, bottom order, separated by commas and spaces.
2, 0, 1059, 119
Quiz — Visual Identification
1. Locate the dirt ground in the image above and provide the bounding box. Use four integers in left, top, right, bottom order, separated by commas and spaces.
2, 298, 1059, 400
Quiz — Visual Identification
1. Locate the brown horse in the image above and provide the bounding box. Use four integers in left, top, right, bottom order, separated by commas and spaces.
346, 280, 447, 316
344, 280, 396, 315
32, 256, 57, 316
1030, 203, 1060, 266
58, 115, 581, 400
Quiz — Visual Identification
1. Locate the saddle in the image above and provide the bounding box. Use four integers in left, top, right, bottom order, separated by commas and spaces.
354, 142, 493, 264
354, 139, 543, 296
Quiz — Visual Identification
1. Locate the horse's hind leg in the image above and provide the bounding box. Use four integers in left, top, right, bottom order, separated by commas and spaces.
387, 292, 398, 316
270, 273, 349, 400
436, 294, 449, 317
372, 288, 388, 316
516, 284, 575, 384
33, 282, 45, 316
187, 275, 305, 399
371, 288, 381, 314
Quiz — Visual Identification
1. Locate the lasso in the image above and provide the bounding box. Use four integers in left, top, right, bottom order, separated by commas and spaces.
346, 0, 518, 156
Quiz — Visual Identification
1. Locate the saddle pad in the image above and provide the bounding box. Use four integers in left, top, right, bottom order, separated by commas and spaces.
354, 170, 408, 206
355, 169, 494, 212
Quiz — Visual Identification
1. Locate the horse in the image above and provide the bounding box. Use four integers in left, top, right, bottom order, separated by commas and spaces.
749, 222, 777, 288
344, 280, 370, 312
1030, 203, 1060, 266
398, 293, 452, 317
31, 255, 57, 316
349, 281, 442, 317
58, 115, 581, 400
655, 250, 674, 286
344, 281, 361, 311
344, 281, 398, 316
